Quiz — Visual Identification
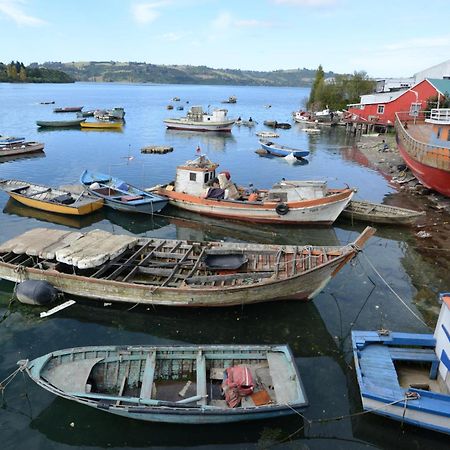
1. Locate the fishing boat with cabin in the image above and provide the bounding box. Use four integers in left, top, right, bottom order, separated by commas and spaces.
80, 170, 168, 214
352, 292, 450, 435
164, 106, 236, 132
18, 344, 307, 424
154, 155, 354, 224
0, 179, 103, 216
0, 226, 375, 307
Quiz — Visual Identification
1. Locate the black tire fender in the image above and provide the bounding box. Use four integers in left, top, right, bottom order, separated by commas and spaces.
275, 203, 289, 216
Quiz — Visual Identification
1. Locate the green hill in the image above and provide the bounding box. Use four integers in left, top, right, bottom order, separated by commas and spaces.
0, 61, 74, 83
38, 61, 336, 87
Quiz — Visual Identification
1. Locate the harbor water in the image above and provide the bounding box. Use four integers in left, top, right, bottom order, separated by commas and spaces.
0, 82, 448, 449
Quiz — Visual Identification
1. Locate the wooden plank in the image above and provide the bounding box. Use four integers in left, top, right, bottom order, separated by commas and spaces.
267, 352, 301, 404
161, 246, 194, 287
183, 247, 206, 280
274, 249, 284, 278
140, 352, 156, 399
186, 271, 273, 285
121, 241, 166, 282
115, 361, 130, 406
106, 241, 152, 280
196, 350, 207, 405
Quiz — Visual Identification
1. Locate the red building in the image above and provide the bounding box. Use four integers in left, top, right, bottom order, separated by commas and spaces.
346, 78, 450, 126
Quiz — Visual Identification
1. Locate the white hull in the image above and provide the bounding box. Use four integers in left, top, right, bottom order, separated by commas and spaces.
164, 119, 235, 132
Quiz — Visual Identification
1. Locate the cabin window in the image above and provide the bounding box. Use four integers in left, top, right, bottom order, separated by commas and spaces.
190, 172, 197, 181
204, 173, 210, 183
437, 127, 442, 139
447, 130, 450, 141
377, 105, 385, 114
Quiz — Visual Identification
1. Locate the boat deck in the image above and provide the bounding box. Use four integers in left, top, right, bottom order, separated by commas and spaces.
405, 123, 433, 144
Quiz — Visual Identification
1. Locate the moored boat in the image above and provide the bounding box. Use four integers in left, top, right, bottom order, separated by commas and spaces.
341, 200, 424, 225
36, 119, 86, 128
0, 226, 375, 306
352, 292, 450, 435
259, 140, 309, 159
80, 121, 123, 129
154, 155, 354, 224
0, 141, 44, 157
256, 131, 279, 138
53, 106, 83, 113
0, 136, 25, 145
18, 344, 307, 424
0, 179, 103, 216
80, 170, 168, 214
395, 109, 450, 198
164, 106, 236, 132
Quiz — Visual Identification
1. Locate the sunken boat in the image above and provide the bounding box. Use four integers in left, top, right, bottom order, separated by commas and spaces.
0, 226, 375, 307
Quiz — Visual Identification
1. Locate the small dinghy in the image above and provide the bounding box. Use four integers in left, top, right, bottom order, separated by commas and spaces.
80, 121, 123, 129
18, 344, 308, 424
80, 170, 168, 214
259, 140, 309, 158
0, 179, 103, 216
36, 119, 86, 128
53, 106, 83, 113
341, 200, 424, 225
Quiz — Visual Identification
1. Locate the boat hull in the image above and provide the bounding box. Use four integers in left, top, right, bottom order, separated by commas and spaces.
80, 122, 123, 129
0, 142, 44, 157
164, 119, 234, 132
260, 142, 308, 158
36, 119, 85, 127
158, 189, 354, 225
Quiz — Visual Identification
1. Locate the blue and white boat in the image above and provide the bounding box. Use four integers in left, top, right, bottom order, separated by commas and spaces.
0, 136, 25, 145
80, 170, 168, 214
259, 140, 309, 159
352, 292, 450, 435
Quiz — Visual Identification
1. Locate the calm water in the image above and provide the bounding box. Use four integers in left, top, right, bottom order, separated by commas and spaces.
0, 83, 448, 449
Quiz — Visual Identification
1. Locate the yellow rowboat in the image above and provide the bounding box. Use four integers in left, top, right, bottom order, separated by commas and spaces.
80, 121, 123, 129
0, 179, 104, 216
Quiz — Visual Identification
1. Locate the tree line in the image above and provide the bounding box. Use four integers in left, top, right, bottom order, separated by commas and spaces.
0, 61, 74, 83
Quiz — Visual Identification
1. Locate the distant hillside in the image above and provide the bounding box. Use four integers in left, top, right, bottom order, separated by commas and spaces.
37, 61, 336, 87
0, 61, 74, 83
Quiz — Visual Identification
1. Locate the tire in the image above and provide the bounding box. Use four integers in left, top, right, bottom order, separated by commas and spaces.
275, 203, 289, 216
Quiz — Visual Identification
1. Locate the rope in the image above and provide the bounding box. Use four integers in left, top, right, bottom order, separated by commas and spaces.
0, 366, 24, 394
360, 251, 428, 328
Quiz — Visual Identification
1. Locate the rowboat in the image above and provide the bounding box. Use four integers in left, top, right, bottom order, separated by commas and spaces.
53, 106, 83, 113
164, 106, 236, 132
80, 170, 168, 214
18, 344, 307, 424
0, 180, 103, 216
259, 140, 309, 158
155, 155, 354, 225
80, 121, 123, 129
36, 119, 86, 128
341, 200, 424, 225
0, 141, 44, 158
352, 292, 450, 435
256, 131, 279, 138
0, 226, 375, 306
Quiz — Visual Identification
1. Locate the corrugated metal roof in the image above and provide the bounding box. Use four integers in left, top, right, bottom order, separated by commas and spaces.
359, 90, 406, 105
427, 78, 450, 95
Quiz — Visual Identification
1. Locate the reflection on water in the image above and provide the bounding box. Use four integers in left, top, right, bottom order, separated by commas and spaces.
0, 151, 45, 165
3, 198, 105, 229
165, 129, 236, 152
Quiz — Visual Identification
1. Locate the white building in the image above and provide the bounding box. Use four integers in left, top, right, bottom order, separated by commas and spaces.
414, 59, 450, 84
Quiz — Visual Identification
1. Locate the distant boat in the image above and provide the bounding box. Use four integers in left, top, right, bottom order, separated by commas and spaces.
256, 131, 279, 138
259, 140, 309, 158
164, 106, 236, 132
172, 96, 181, 101
166, 105, 174, 110
0, 179, 103, 216
80, 121, 123, 129
341, 200, 424, 225
352, 292, 450, 435
18, 344, 307, 424
0, 141, 44, 158
36, 119, 86, 128
222, 95, 237, 104
94, 107, 125, 121
80, 170, 168, 214
40, 101, 55, 105
53, 106, 83, 113
77, 110, 96, 118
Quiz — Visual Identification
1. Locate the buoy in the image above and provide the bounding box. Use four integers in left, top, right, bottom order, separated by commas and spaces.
15, 280, 59, 305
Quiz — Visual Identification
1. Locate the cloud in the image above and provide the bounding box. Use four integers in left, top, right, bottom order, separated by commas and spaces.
0, 0, 46, 26
211, 12, 274, 30
272, 0, 338, 6
131, 1, 171, 25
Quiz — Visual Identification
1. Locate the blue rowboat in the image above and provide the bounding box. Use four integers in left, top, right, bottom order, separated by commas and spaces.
351, 292, 450, 435
259, 140, 309, 158
80, 169, 168, 214
18, 344, 308, 424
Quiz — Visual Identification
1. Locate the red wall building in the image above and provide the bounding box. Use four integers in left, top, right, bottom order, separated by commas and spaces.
346, 79, 445, 126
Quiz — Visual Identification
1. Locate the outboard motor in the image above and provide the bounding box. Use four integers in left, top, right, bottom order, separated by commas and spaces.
15, 280, 60, 305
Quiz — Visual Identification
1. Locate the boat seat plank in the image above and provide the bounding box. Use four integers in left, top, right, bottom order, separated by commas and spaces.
389, 347, 439, 379
106, 241, 151, 280
140, 352, 156, 399
186, 271, 273, 285
267, 352, 302, 404
196, 351, 207, 405
121, 241, 166, 282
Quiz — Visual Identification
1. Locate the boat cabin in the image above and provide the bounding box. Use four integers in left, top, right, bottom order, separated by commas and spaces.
268, 181, 328, 203
187, 106, 230, 123
174, 155, 219, 196
425, 108, 450, 148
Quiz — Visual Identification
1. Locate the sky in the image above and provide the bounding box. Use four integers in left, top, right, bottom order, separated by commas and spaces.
0, 0, 449, 78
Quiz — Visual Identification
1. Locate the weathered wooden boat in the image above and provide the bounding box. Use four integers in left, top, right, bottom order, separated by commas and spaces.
263, 120, 277, 128
154, 155, 354, 224
53, 106, 83, 113
396, 109, 450, 197
0, 141, 44, 157
256, 131, 279, 138
341, 200, 424, 225
352, 292, 450, 435
0, 226, 374, 306
36, 119, 86, 128
0, 180, 104, 216
164, 106, 236, 132
80, 170, 168, 214
0, 136, 25, 145
259, 141, 309, 159
18, 344, 307, 424
80, 121, 123, 129
94, 107, 125, 121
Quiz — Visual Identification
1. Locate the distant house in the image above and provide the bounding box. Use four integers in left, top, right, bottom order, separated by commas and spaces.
346, 78, 450, 126
375, 78, 414, 93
